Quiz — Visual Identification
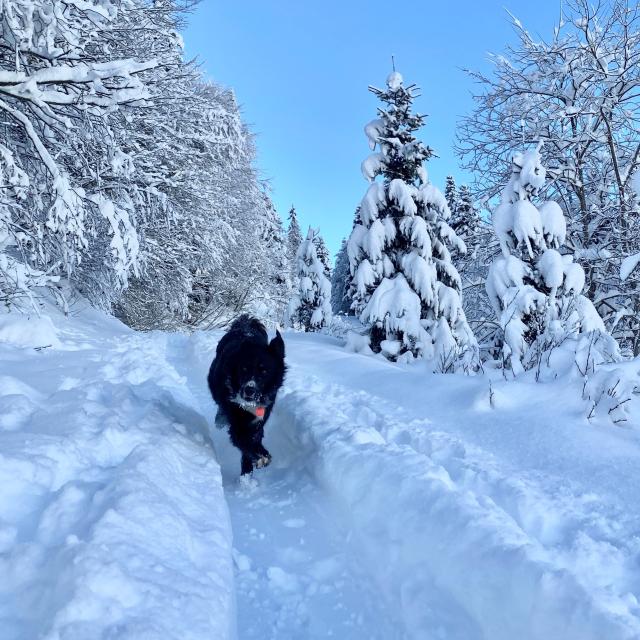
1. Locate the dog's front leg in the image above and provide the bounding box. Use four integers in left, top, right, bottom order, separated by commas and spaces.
230, 418, 271, 474
240, 454, 254, 475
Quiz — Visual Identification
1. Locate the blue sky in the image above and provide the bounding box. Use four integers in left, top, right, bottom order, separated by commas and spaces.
184, 1, 562, 257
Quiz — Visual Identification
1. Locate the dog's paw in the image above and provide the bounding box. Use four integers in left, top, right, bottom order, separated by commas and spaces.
254, 452, 272, 469
238, 474, 258, 492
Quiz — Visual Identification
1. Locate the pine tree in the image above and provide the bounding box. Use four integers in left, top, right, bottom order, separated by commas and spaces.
446, 184, 498, 355
331, 239, 353, 314
313, 232, 331, 279
347, 70, 478, 370
445, 175, 458, 216
287, 206, 303, 288
450, 185, 479, 240
486, 145, 616, 375
288, 228, 332, 331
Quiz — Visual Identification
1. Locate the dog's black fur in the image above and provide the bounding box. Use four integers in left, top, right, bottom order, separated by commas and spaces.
207, 315, 286, 475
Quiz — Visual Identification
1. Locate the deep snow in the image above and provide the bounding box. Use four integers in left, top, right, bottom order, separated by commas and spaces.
1, 303, 639, 639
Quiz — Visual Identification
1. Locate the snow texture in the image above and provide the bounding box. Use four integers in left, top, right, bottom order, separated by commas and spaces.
1, 303, 639, 639
0, 303, 234, 640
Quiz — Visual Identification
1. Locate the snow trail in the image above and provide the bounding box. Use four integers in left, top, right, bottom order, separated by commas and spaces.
174, 332, 400, 639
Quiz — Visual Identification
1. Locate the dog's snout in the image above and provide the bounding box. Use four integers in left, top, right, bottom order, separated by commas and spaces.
242, 380, 257, 400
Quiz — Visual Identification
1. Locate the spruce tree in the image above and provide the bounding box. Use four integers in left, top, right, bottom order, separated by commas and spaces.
286, 206, 303, 292
445, 175, 458, 216
256, 193, 290, 323
287, 228, 332, 331
450, 185, 479, 240
486, 145, 616, 375
313, 233, 331, 279
347, 70, 478, 370
331, 239, 353, 315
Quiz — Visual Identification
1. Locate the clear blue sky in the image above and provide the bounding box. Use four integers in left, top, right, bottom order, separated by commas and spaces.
184, 1, 562, 258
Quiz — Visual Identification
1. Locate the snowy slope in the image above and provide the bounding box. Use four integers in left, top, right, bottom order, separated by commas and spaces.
1, 304, 639, 639
0, 306, 235, 640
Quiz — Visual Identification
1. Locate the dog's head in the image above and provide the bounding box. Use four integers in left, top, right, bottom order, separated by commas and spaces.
227, 331, 285, 411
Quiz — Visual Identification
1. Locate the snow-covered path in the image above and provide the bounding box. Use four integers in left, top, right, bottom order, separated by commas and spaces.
217, 434, 398, 639
1, 307, 639, 639
177, 332, 400, 639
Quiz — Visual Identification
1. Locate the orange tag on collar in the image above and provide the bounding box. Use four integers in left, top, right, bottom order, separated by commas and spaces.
255, 406, 266, 418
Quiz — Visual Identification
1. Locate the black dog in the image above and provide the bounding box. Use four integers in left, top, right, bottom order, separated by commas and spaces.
208, 315, 286, 475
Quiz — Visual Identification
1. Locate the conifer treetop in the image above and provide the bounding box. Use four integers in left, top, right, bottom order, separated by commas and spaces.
363, 69, 434, 185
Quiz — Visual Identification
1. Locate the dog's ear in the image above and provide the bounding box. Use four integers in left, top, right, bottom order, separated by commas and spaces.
269, 330, 285, 360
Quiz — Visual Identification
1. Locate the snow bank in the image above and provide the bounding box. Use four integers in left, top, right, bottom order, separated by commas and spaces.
0, 312, 62, 349
0, 310, 235, 639
274, 347, 640, 639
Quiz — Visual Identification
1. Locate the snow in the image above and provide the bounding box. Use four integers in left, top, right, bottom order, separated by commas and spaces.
539, 200, 567, 248
386, 71, 403, 90
0, 303, 234, 640
361, 274, 425, 345
0, 311, 62, 349
620, 252, 640, 281
364, 118, 384, 150
2, 302, 639, 639
538, 248, 564, 290
389, 178, 418, 215
512, 199, 543, 259
361, 153, 384, 181
563, 259, 587, 294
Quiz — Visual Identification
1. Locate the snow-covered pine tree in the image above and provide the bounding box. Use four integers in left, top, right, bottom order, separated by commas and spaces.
313, 233, 331, 279
486, 145, 617, 375
450, 185, 479, 239
287, 206, 303, 286
347, 70, 478, 370
445, 175, 458, 216
331, 239, 353, 315
288, 227, 332, 331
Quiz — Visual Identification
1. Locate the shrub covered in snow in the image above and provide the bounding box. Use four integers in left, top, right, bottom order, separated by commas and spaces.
347, 70, 478, 371
288, 228, 332, 331
486, 145, 617, 375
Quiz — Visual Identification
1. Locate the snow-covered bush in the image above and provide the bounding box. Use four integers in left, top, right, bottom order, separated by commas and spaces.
583, 366, 639, 425
486, 146, 617, 375
347, 70, 478, 371
288, 228, 332, 331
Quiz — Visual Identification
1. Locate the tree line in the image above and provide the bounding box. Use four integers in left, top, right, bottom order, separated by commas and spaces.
2, 0, 639, 383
